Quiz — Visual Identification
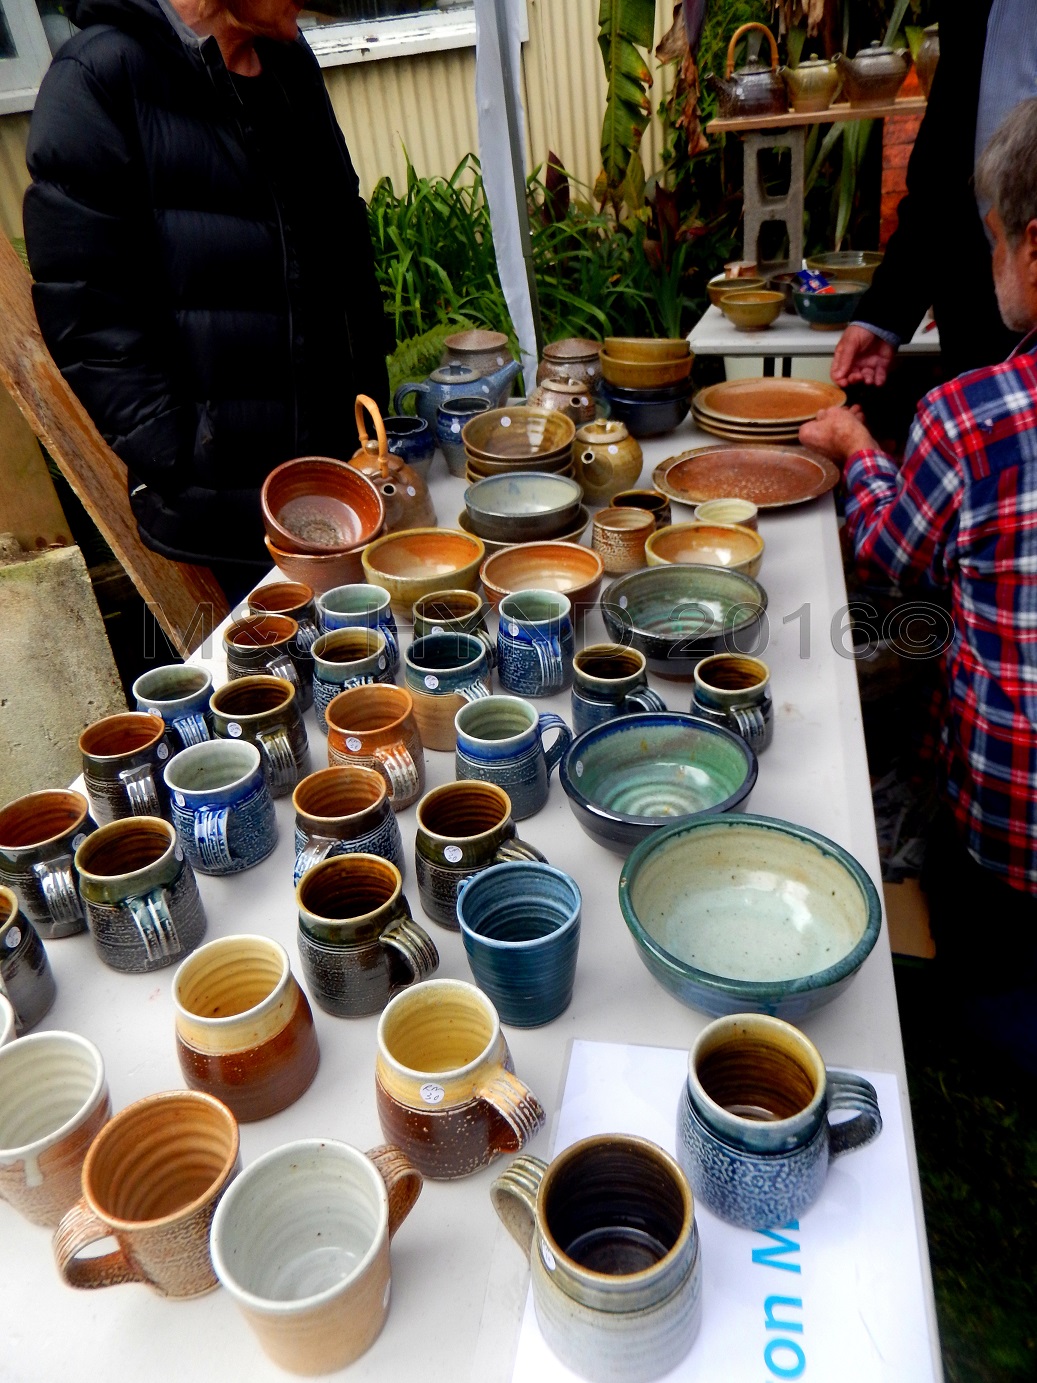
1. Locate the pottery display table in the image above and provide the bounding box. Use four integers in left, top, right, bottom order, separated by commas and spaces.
3, 417, 942, 1382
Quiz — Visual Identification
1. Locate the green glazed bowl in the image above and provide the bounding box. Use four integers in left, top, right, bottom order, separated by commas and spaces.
791, 280, 868, 330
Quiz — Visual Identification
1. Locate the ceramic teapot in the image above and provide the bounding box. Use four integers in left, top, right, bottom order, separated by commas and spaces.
573, 419, 643, 505
527, 376, 597, 425
394, 359, 522, 428
349, 396, 437, 533
835, 42, 911, 105
708, 22, 787, 120
781, 56, 842, 114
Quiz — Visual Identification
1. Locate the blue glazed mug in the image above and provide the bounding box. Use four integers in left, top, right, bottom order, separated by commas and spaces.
404, 632, 492, 753
383, 414, 435, 479
164, 740, 278, 877
454, 695, 571, 821
457, 861, 581, 1027
496, 589, 575, 697
292, 765, 405, 886
132, 664, 213, 750
436, 396, 492, 477
689, 653, 773, 754
316, 584, 400, 677
571, 644, 666, 736
311, 628, 394, 735
676, 1012, 882, 1230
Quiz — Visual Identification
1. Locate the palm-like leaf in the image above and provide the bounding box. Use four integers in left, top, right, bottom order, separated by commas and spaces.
598, 0, 657, 203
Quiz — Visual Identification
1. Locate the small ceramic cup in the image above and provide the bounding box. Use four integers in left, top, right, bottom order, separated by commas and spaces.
311, 628, 394, 735
457, 861, 581, 1026
316, 583, 400, 676
454, 695, 571, 821
496, 589, 576, 697
223, 613, 312, 711
414, 781, 547, 929
412, 588, 496, 670
694, 497, 759, 532
132, 663, 214, 749
209, 675, 310, 797
592, 506, 656, 575
0, 1030, 111, 1227
689, 653, 773, 753
437, 395, 492, 476
297, 854, 439, 1018
676, 1012, 883, 1230
0, 789, 95, 939
325, 683, 426, 812
404, 632, 492, 752
79, 711, 172, 825
375, 977, 546, 1179
292, 764, 405, 885
74, 816, 207, 973
54, 1089, 240, 1297
491, 1135, 702, 1383
164, 739, 278, 876
246, 580, 320, 652
612, 488, 672, 528
571, 644, 667, 736
172, 934, 320, 1122
210, 1140, 423, 1375
0, 887, 56, 1033
383, 413, 436, 478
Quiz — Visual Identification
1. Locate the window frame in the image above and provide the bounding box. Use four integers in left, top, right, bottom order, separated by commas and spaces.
0, 0, 51, 113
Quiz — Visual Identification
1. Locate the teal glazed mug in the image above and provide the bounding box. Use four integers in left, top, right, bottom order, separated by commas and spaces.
412, 589, 496, 670
496, 589, 575, 698
209, 675, 310, 798
292, 764, 405, 886
454, 695, 571, 821
132, 664, 213, 750
79, 712, 172, 826
316, 583, 400, 677
0, 789, 95, 939
571, 644, 667, 737
676, 1012, 882, 1230
311, 627, 394, 735
164, 739, 278, 876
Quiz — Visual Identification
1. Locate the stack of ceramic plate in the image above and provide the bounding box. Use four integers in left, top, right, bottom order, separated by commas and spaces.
691, 379, 846, 444
461, 406, 576, 482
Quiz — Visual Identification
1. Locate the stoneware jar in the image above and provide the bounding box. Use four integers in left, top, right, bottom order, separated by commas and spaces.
325, 683, 426, 812
292, 764, 405, 885
310, 628, 394, 736
441, 327, 515, 378
454, 694, 572, 821
574, 419, 643, 505
316, 582, 400, 675
571, 644, 667, 737
210, 675, 311, 797
164, 739, 278, 876
0, 886, 57, 1033
132, 663, 214, 750
223, 613, 313, 712
0, 789, 95, 939
404, 632, 492, 752
79, 711, 172, 826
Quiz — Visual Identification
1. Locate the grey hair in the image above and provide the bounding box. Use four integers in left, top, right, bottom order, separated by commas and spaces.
975, 97, 1037, 242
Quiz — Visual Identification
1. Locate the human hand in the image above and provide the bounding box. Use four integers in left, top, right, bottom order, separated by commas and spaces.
831, 325, 896, 387
798, 406, 878, 465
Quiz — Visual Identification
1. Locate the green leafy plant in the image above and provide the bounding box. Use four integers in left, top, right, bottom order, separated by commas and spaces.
597, 0, 657, 206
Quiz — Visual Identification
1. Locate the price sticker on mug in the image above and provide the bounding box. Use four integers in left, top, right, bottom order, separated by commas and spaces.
346, 736, 362, 752
424, 674, 440, 690
444, 845, 463, 864
420, 1083, 445, 1105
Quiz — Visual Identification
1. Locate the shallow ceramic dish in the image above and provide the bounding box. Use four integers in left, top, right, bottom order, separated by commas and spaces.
707, 274, 764, 307
618, 813, 882, 1017
456, 506, 590, 555
599, 384, 691, 439
645, 522, 765, 579
261, 457, 385, 555
480, 541, 604, 615
361, 527, 485, 615
600, 564, 768, 677
805, 250, 883, 286
602, 337, 691, 364
693, 378, 845, 425
718, 291, 783, 331
462, 407, 576, 463
599, 352, 694, 390
464, 454, 575, 483
559, 713, 756, 856
464, 472, 583, 543
264, 534, 366, 595
791, 280, 868, 331
653, 446, 840, 510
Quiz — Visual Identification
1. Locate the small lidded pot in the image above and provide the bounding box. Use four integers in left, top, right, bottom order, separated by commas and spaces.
573, 419, 643, 505
527, 377, 597, 426
536, 337, 602, 389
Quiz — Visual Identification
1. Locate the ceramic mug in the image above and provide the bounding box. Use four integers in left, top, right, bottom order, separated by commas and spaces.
210, 674, 310, 796
0, 1031, 111, 1227
296, 854, 439, 1018
172, 934, 320, 1122
437, 395, 492, 476
293, 764, 405, 885
246, 580, 320, 652
311, 628, 394, 735
404, 632, 492, 752
676, 1012, 883, 1230
491, 1135, 702, 1383
79, 712, 171, 825
496, 589, 576, 697
74, 816, 207, 973
412, 588, 496, 670
454, 694, 571, 821
132, 663, 214, 749
0, 789, 95, 939
210, 1140, 423, 1375
223, 613, 313, 711
690, 653, 773, 753
375, 977, 546, 1179
414, 781, 547, 929
612, 489, 672, 528
316, 583, 400, 676
164, 739, 278, 876
571, 644, 667, 736
325, 683, 426, 812
54, 1089, 240, 1297
591, 506, 655, 575
0, 886, 56, 1033
694, 498, 759, 531
383, 413, 436, 478
457, 861, 581, 1027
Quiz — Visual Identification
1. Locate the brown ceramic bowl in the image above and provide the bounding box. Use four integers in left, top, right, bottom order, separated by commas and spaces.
718, 291, 784, 331
479, 541, 605, 616
598, 352, 694, 390
462, 407, 576, 463
456, 506, 590, 554
603, 337, 691, 364
261, 456, 385, 555
707, 273, 764, 307
264, 535, 366, 596
645, 521, 765, 579
805, 250, 884, 286
361, 527, 486, 615
464, 451, 575, 480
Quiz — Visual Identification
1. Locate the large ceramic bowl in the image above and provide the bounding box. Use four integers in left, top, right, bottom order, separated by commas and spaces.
603, 337, 690, 363
456, 506, 590, 555
600, 564, 768, 677
264, 534, 365, 595
261, 457, 385, 555
361, 527, 485, 615
805, 250, 883, 286
480, 541, 604, 616
707, 274, 764, 307
599, 383, 691, 438
464, 472, 583, 543
791, 281, 868, 330
462, 407, 576, 463
718, 291, 783, 331
618, 814, 882, 1017
599, 352, 694, 390
645, 522, 765, 579
559, 713, 757, 856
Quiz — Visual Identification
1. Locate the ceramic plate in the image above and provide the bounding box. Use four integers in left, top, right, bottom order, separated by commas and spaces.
653, 446, 840, 509
693, 378, 846, 425
691, 414, 801, 445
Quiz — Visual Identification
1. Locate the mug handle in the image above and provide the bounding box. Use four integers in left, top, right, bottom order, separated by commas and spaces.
478, 1069, 546, 1151
126, 886, 182, 963
624, 687, 667, 714
729, 703, 767, 748
457, 679, 491, 704
367, 1144, 423, 1239
170, 711, 210, 748
532, 635, 564, 693
194, 805, 234, 872
495, 836, 548, 866
266, 654, 300, 690
381, 901, 440, 985
256, 726, 299, 796
393, 380, 427, 417
294, 834, 336, 884
826, 1071, 883, 1158
54, 1199, 146, 1290
32, 854, 83, 925
374, 743, 422, 804
118, 763, 161, 817
536, 713, 572, 778
490, 1154, 548, 1262
291, 619, 320, 654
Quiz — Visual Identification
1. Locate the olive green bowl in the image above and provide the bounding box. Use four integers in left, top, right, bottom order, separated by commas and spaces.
718, 291, 783, 331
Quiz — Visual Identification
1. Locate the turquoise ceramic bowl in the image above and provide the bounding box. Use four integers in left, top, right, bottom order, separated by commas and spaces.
559, 713, 757, 856
791, 280, 868, 330
618, 814, 882, 1018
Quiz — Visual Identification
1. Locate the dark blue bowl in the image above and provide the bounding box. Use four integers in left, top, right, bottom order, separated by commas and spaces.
600, 382, 691, 437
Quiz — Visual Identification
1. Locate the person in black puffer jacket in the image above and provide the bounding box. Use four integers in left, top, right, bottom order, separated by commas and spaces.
23, 0, 393, 602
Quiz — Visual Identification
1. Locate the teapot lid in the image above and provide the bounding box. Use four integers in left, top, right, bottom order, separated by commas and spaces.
854, 40, 900, 60
429, 363, 481, 384
797, 55, 836, 69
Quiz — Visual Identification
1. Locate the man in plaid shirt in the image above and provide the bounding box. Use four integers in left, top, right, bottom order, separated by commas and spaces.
801, 99, 1037, 1070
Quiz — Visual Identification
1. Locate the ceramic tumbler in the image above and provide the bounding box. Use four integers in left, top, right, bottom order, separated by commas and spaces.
209, 675, 310, 797
293, 764, 405, 885
375, 978, 546, 1179
412, 588, 496, 669
172, 934, 320, 1122
311, 628, 394, 734
694, 497, 759, 531
491, 1135, 702, 1383
0, 887, 56, 1032
132, 663, 213, 749
210, 1140, 423, 1375
223, 613, 312, 711
496, 589, 575, 697
54, 1089, 240, 1297
414, 781, 547, 929
591, 506, 655, 575
690, 653, 773, 753
0, 1031, 111, 1227
296, 854, 439, 1018
246, 580, 320, 651
0, 789, 95, 939
571, 644, 667, 736
316, 583, 400, 675
74, 817, 207, 973
404, 632, 492, 752
325, 683, 426, 812
79, 712, 172, 826
164, 739, 278, 876
676, 1012, 882, 1229
437, 395, 492, 476
454, 695, 571, 820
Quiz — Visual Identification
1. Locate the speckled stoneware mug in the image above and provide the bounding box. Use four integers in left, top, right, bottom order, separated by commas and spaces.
571, 644, 667, 736
454, 695, 571, 821
0, 886, 57, 1033
325, 684, 426, 813
246, 580, 320, 652
163, 739, 278, 876
292, 764, 405, 885
404, 632, 492, 752
209, 675, 310, 798
689, 653, 773, 754
316, 583, 400, 676
496, 589, 575, 698
491, 1134, 703, 1383
223, 613, 313, 711
79, 711, 172, 826
412, 589, 496, 670
311, 627, 394, 735
0, 789, 95, 939
676, 1012, 882, 1230
132, 663, 214, 750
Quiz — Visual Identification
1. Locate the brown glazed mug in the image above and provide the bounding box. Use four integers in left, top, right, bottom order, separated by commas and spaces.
375, 977, 546, 1179
53, 1089, 240, 1297
325, 683, 426, 812
246, 580, 320, 652
223, 613, 313, 711
0, 789, 95, 939
293, 764, 405, 886
172, 935, 320, 1122
79, 712, 172, 826
209, 675, 310, 798
611, 488, 672, 528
